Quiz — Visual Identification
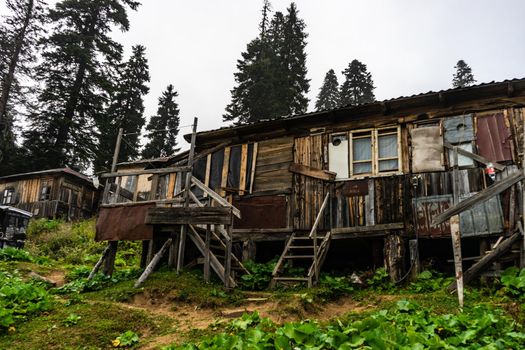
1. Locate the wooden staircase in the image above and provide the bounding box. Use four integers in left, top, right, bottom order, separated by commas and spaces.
188, 224, 249, 287
270, 193, 331, 288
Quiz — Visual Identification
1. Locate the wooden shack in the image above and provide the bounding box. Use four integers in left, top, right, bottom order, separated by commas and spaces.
0, 168, 99, 220
95, 78, 525, 287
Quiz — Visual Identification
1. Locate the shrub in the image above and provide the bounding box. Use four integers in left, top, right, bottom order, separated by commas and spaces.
0, 247, 33, 262
0, 271, 52, 333
500, 267, 525, 300
366, 267, 395, 291
240, 259, 276, 290
408, 270, 453, 293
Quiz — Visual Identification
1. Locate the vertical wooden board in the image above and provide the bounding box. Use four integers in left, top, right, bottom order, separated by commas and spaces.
221, 147, 231, 196
249, 143, 258, 194
167, 173, 176, 199
204, 154, 212, 188
239, 144, 249, 195
228, 145, 242, 190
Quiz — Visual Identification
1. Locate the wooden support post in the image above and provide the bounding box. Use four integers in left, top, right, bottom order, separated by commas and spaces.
448, 232, 521, 291
451, 146, 464, 308
146, 239, 154, 265
204, 224, 211, 281
88, 244, 111, 280
102, 128, 123, 204
409, 239, 420, 281
242, 239, 256, 262
135, 238, 172, 288
168, 229, 179, 268
224, 225, 232, 289
384, 234, 404, 281
177, 117, 198, 273
140, 240, 149, 268
102, 241, 118, 276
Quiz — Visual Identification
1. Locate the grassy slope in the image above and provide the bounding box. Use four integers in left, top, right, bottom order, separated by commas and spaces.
0, 219, 524, 349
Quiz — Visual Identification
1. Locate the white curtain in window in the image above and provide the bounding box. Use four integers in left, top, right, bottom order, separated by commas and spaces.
378, 134, 398, 171
352, 137, 372, 174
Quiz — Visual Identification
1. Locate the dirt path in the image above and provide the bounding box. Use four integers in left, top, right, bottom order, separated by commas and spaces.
121, 293, 398, 350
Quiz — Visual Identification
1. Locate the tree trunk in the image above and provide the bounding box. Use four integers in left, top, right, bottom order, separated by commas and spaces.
0, 0, 35, 134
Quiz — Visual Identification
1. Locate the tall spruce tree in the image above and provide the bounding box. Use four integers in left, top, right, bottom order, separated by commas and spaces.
94, 44, 150, 171
340, 59, 375, 106
224, 1, 309, 124
0, 0, 46, 176
452, 60, 476, 88
315, 69, 340, 111
22, 0, 139, 172
278, 3, 309, 114
142, 84, 180, 159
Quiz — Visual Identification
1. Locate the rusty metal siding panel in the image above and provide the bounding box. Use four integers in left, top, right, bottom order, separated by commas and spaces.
95, 204, 154, 241
413, 195, 452, 238
443, 114, 474, 143
411, 126, 444, 172
233, 195, 288, 229
459, 193, 503, 237
476, 113, 513, 162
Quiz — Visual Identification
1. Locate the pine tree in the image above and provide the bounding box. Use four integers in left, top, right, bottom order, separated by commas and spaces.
224, 1, 309, 124
278, 2, 309, 115
452, 60, 476, 88
94, 44, 150, 172
340, 59, 375, 106
0, 0, 46, 175
22, 0, 139, 172
142, 84, 180, 159
315, 69, 340, 111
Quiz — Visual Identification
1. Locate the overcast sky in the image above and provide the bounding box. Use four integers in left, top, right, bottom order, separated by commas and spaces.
4, 1, 525, 150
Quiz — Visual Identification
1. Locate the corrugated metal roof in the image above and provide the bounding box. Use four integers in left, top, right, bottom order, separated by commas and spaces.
0, 168, 93, 185
188, 77, 525, 140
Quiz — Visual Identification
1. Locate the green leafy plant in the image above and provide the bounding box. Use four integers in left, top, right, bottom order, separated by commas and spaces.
55, 269, 140, 295
240, 259, 276, 290
163, 301, 525, 349
366, 267, 395, 291
500, 267, 525, 300
112, 330, 139, 347
409, 270, 452, 293
0, 271, 52, 333
0, 247, 33, 262
63, 313, 81, 327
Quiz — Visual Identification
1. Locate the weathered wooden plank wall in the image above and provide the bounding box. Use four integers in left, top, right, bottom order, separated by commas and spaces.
293, 134, 329, 230
253, 137, 293, 192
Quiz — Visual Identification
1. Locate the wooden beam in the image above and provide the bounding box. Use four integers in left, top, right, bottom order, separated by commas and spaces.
239, 144, 248, 195
432, 171, 524, 226
188, 190, 204, 207
192, 141, 231, 163
309, 193, 330, 238
102, 241, 118, 276
146, 207, 233, 225
443, 142, 505, 171
191, 176, 241, 218
100, 166, 191, 179
331, 222, 404, 235
249, 142, 258, 194
88, 244, 111, 280
450, 146, 464, 307
135, 238, 172, 288
100, 197, 184, 208
448, 232, 521, 291
220, 147, 231, 197
288, 163, 336, 181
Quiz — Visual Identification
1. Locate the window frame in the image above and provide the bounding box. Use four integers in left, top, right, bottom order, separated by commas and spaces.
330, 126, 402, 180
2, 188, 15, 205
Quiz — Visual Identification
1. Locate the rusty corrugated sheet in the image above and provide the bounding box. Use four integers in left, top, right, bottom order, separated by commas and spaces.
95, 203, 154, 241
233, 195, 288, 229
476, 113, 513, 162
413, 195, 452, 238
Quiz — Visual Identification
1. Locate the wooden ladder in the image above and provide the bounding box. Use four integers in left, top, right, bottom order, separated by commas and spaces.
270, 193, 331, 288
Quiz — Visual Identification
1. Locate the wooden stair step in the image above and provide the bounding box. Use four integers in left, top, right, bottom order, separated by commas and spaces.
284, 255, 314, 259
293, 237, 324, 240
288, 246, 314, 249
272, 277, 309, 281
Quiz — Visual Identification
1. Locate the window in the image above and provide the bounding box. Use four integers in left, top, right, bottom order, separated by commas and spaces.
329, 126, 401, 179
39, 182, 51, 201
2, 188, 15, 205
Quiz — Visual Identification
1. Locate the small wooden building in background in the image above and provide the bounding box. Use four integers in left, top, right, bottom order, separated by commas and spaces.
0, 168, 99, 220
